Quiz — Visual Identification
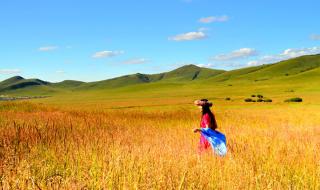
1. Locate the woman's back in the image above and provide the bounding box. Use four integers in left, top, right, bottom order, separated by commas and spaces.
201, 112, 218, 130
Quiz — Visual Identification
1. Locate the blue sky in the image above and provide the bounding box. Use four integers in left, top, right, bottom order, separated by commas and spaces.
0, 0, 320, 82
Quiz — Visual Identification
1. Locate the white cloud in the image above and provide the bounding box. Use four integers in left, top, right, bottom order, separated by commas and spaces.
169, 31, 207, 41
281, 48, 318, 58
171, 62, 214, 68
122, 58, 149, 64
0, 69, 21, 75
251, 55, 284, 65
247, 47, 320, 66
92, 50, 124, 58
247, 61, 259, 66
197, 61, 244, 69
38, 46, 58, 52
310, 34, 320, 41
212, 48, 258, 61
196, 63, 214, 68
199, 15, 229, 23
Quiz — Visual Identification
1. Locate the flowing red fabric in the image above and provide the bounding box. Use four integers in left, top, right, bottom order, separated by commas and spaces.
198, 113, 211, 152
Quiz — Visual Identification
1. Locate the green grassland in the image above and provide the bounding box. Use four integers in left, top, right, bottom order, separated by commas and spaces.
1, 54, 320, 107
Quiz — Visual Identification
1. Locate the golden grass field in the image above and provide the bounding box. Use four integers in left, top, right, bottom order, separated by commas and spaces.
0, 100, 319, 189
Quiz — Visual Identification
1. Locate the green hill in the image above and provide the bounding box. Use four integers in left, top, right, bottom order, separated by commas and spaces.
154, 64, 225, 81
243, 54, 320, 80
77, 73, 152, 90
1, 54, 320, 98
0, 76, 50, 92
0, 76, 25, 87
207, 54, 320, 82
76, 64, 225, 90
50, 80, 85, 89
0, 64, 225, 94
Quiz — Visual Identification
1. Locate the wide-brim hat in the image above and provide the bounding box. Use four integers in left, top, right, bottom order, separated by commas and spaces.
194, 100, 212, 107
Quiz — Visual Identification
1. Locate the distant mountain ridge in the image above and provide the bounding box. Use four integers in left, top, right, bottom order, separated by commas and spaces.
77, 64, 225, 89
1, 54, 320, 94
0, 76, 49, 92
207, 54, 320, 82
0, 64, 225, 92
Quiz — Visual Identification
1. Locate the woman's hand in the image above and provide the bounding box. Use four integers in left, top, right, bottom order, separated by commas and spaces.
193, 128, 201, 133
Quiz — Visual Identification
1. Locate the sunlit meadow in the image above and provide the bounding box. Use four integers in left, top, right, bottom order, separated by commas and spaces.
0, 101, 319, 189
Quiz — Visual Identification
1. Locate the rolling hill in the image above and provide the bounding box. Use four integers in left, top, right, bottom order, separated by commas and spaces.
0, 76, 49, 92
206, 54, 320, 82
76, 64, 225, 90
1, 54, 320, 97
49, 80, 85, 89
0, 64, 225, 93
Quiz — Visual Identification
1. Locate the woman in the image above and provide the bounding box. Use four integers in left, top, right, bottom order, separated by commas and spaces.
193, 99, 218, 152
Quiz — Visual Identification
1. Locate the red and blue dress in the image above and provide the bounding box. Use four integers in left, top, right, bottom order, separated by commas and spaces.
198, 112, 227, 156
199, 113, 211, 152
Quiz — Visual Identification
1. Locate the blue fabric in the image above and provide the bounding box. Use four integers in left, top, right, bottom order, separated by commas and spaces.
200, 128, 227, 156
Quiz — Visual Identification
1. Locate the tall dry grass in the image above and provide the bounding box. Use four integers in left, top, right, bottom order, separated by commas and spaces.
0, 102, 319, 189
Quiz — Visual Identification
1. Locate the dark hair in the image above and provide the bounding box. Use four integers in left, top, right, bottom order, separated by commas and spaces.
201, 99, 217, 130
